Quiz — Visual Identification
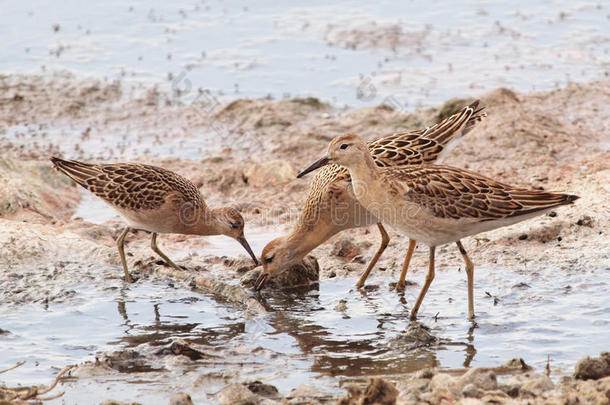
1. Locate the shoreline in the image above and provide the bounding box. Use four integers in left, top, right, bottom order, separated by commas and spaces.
1, 73, 609, 403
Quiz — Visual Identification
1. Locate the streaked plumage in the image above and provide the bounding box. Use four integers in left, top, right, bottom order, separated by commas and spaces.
292, 133, 579, 320
51, 157, 258, 282
256, 101, 485, 290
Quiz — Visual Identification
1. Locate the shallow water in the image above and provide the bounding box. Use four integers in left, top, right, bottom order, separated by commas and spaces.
0, 122, 221, 161
1, 1, 608, 402
0, 261, 608, 403
2, 0, 608, 108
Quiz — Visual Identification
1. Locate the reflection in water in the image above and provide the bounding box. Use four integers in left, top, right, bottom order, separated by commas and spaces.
463, 323, 478, 368
1, 265, 608, 401
254, 280, 443, 378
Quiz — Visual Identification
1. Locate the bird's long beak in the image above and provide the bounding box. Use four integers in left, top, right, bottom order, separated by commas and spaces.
237, 236, 259, 265
297, 156, 331, 178
254, 272, 269, 291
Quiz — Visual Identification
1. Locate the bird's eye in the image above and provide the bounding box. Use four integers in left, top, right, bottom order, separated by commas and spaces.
231, 223, 239, 229
339, 143, 349, 150
264, 255, 274, 263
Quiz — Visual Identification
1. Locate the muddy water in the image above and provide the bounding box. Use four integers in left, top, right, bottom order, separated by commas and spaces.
1, 259, 608, 403
2, 1, 609, 108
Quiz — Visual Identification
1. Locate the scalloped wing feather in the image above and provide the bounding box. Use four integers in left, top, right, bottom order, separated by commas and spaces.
51, 158, 203, 211
388, 165, 578, 221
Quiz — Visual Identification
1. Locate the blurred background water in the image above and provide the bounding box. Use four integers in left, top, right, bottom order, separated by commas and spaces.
1, 0, 608, 108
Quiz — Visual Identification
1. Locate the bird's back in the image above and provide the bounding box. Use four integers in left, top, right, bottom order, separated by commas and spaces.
373, 164, 578, 245
300, 100, 485, 228
50, 157, 204, 212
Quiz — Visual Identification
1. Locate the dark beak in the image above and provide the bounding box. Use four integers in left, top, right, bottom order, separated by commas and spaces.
297, 156, 331, 178
254, 272, 269, 291
237, 236, 259, 265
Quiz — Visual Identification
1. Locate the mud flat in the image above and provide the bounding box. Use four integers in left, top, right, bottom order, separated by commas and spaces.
0, 73, 609, 403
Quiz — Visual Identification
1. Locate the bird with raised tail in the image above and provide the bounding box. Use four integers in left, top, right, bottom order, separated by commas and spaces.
51, 157, 258, 282
292, 134, 579, 320
254, 101, 486, 292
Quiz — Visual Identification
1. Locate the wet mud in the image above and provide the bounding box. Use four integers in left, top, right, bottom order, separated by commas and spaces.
0, 74, 609, 403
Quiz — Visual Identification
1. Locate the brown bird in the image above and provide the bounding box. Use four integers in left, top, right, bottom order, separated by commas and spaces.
293, 133, 578, 320
51, 157, 258, 282
255, 101, 485, 291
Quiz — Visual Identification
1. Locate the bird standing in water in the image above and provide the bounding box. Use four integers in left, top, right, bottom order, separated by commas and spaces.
294, 134, 578, 320
256, 101, 485, 291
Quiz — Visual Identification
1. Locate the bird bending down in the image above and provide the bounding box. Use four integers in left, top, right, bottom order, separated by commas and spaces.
295, 134, 578, 320
51, 157, 258, 282
255, 101, 486, 291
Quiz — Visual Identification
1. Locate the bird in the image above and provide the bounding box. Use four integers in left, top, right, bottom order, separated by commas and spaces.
292, 133, 578, 320
254, 101, 486, 291
51, 157, 258, 282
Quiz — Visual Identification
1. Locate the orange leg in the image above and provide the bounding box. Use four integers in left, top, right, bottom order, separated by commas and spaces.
116, 227, 133, 283
410, 246, 435, 320
356, 223, 390, 288
396, 239, 417, 291
456, 240, 475, 320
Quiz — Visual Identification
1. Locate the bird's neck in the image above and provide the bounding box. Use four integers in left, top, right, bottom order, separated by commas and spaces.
345, 153, 380, 202
286, 218, 341, 260
185, 207, 224, 236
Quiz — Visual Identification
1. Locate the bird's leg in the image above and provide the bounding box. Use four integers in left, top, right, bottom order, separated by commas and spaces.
396, 239, 417, 291
356, 223, 390, 288
116, 227, 133, 283
456, 240, 475, 320
151, 233, 183, 272
410, 246, 435, 320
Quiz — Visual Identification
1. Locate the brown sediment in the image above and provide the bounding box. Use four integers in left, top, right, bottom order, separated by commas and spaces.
0, 73, 609, 403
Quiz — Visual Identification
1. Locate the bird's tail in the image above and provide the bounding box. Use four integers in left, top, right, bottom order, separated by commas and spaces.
50, 156, 100, 190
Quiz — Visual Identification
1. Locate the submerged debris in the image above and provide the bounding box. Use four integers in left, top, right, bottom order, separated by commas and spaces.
0, 361, 73, 403
389, 322, 437, 350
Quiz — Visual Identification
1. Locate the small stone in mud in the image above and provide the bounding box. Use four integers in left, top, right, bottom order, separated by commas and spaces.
461, 383, 481, 398
245, 380, 279, 398
576, 215, 594, 227
390, 322, 437, 350
331, 238, 362, 261
169, 392, 193, 405
287, 384, 331, 402
504, 358, 532, 371
334, 299, 348, 312
224, 256, 256, 274
338, 378, 398, 405
217, 383, 260, 405
507, 372, 554, 397
155, 340, 206, 361
240, 255, 319, 289
574, 352, 610, 380
102, 350, 161, 373
389, 280, 415, 290
457, 368, 498, 392
414, 368, 436, 379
